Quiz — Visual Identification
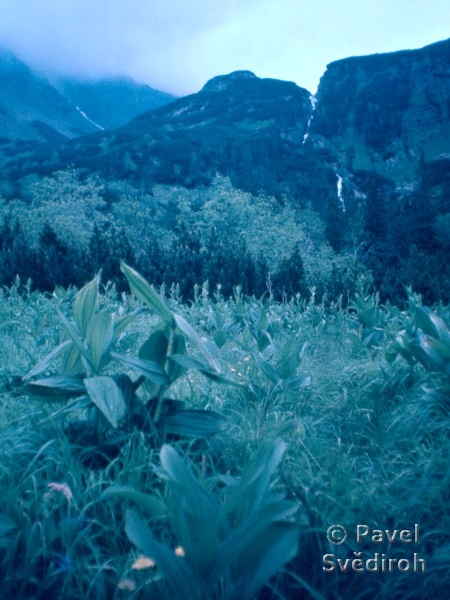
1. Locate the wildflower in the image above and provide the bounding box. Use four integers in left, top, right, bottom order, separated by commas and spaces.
47, 482, 73, 503
132, 555, 156, 570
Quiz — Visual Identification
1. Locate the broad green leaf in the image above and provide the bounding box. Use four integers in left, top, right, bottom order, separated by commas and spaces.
222, 438, 287, 521
23, 340, 72, 382
232, 521, 300, 600
84, 376, 126, 428
213, 330, 228, 349
125, 509, 197, 596
394, 331, 416, 364
429, 337, 450, 363
413, 333, 447, 372
72, 275, 100, 335
257, 358, 280, 385
86, 310, 114, 373
276, 337, 302, 380
359, 306, 380, 329
58, 310, 94, 374
101, 485, 166, 518
159, 444, 210, 495
285, 374, 312, 392
166, 330, 187, 382
157, 409, 227, 438
138, 326, 169, 368
362, 330, 381, 347
174, 314, 220, 372
110, 351, 169, 385
60, 329, 84, 375
121, 262, 175, 325
257, 331, 271, 353
414, 305, 438, 338
26, 375, 86, 398
158, 445, 222, 578
385, 345, 399, 364
113, 311, 138, 340
205, 501, 298, 597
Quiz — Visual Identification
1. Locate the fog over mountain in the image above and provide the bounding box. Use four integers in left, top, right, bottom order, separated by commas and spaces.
0, 47, 175, 142
0, 0, 449, 96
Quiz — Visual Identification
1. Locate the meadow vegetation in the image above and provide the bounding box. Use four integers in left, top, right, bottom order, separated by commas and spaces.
0, 260, 449, 599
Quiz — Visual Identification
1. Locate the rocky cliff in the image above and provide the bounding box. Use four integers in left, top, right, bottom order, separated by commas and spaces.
305, 38, 450, 212
310, 38, 450, 177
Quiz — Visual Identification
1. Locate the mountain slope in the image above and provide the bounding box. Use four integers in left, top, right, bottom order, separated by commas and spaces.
0, 47, 96, 143
1, 39, 450, 301
53, 76, 175, 131
2, 39, 449, 212
0, 47, 176, 143
56, 70, 313, 195
300, 37, 450, 300
303, 37, 450, 236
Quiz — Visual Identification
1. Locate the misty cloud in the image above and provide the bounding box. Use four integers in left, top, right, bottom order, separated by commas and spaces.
0, 0, 449, 96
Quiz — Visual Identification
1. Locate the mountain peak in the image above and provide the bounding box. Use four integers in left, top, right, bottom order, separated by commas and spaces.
201, 70, 257, 92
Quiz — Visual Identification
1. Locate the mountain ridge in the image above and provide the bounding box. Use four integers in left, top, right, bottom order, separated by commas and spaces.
0, 47, 176, 143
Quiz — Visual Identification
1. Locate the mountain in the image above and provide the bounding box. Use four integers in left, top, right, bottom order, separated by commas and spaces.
2, 39, 449, 210
55, 69, 313, 194
0, 47, 95, 144
0, 47, 175, 143
303, 37, 450, 299
305, 37, 450, 225
52, 76, 175, 132
1, 39, 450, 300
309, 38, 450, 180
304, 39, 450, 253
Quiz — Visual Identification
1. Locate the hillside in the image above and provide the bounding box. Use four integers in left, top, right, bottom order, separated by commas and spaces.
309, 38, 450, 179
56, 70, 313, 194
304, 38, 450, 298
53, 75, 175, 132
0, 47, 93, 143
0, 47, 175, 142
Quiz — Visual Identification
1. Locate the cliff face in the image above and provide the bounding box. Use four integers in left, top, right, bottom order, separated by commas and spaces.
298, 38, 450, 300
308, 38, 450, 184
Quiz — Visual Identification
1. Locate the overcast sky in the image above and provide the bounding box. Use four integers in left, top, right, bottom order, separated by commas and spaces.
0, 0, 449, 96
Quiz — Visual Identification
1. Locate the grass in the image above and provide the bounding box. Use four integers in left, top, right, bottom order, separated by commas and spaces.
1, 276, 449, 599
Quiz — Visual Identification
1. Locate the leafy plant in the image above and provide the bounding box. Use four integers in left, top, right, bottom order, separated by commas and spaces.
23, 264, 235, 453
3, 267, 450, 599
104, 438, 300, 600
348, 287, 387, 350
385, 299, 450, 373
386, 300, 450, 416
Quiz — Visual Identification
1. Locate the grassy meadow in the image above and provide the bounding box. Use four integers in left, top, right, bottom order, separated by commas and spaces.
0, 265, 449, 599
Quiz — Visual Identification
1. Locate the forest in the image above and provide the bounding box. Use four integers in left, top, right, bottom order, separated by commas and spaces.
2, 165, 449, 307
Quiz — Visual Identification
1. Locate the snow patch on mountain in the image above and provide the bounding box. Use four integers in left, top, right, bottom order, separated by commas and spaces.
74, 106, 104, 130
